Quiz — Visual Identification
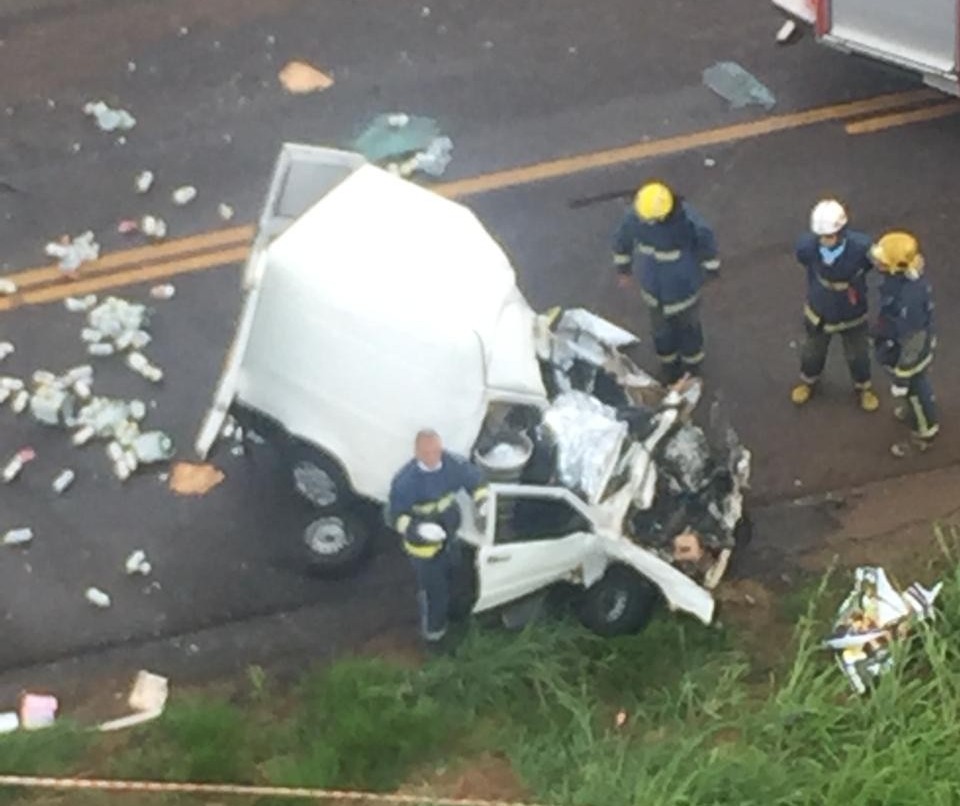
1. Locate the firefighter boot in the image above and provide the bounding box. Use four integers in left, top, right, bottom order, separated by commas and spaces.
791, 382, 813, 406
859, 388, 880, 413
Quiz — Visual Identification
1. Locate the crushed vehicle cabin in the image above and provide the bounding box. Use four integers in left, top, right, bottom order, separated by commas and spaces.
197, 144, 752, 636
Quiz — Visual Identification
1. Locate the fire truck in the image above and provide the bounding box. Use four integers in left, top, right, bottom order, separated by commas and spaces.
774, 0, 960, 96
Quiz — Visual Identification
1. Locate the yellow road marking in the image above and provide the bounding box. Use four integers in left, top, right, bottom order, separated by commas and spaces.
0, 246, 249, 311
0, 88, 943, 309
844, 100, 960, 135
6, 225, 253, 290
434, 89, 939, 197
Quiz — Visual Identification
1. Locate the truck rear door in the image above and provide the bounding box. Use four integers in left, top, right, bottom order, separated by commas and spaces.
195, 144, 367, 458
822, 0, 959, 79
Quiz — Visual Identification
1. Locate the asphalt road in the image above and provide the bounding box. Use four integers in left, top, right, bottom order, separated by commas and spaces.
2, 0, 959, 671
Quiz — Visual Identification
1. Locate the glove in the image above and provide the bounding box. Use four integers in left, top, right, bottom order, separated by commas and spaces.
890, 384, 908, 399
416, 523, 447, 543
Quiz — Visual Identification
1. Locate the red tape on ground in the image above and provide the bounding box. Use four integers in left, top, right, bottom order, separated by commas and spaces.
0, 774, 548, 806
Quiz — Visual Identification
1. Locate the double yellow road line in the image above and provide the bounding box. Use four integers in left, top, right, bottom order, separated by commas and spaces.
0, 87, 952, 311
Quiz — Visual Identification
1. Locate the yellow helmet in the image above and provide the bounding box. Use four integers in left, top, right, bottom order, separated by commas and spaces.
634, 182, 674, 222
871, 231, 923, 274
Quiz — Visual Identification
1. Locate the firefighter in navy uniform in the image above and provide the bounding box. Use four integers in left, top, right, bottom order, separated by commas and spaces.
870, 231, 939, 457
388, 429, 489, 648
612, 181, 719, 383
791, 199, 879, 412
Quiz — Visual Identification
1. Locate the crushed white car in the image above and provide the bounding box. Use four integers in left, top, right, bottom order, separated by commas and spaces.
197, 145, 752, 635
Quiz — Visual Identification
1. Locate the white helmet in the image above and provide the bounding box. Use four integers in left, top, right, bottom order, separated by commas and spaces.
810, 200, 848, 236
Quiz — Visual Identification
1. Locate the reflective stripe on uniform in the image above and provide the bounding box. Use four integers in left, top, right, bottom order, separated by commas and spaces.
472, 485, 489, 502
663, 293, 700, 317
395, 514, 412, 533
803, 305, 866, 334
641, 290, 660, 308
411, 493, 456, 515
702, 259, 721, 271
894, 351, 934, 379
815, 274, 851, 291
681, 351, 705, 366
657, 352, 679, 363
405, 541, 442, 559
636, 244, 682, 262
613, 253, 632, 266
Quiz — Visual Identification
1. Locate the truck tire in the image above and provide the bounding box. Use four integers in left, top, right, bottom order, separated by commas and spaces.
577, 565, 660, 637
287, 443, 353, 514
300, 510, 371, 577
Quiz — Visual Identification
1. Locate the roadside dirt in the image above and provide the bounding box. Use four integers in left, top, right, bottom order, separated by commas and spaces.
399, 752, 532, 804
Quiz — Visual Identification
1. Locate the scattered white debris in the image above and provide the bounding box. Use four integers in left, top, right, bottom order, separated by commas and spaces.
46, 99, 56, 109
266, 34, 276, 46
2, 448, 35, 482
70, 142, 82, 153
776, 19, 798, 43
171, 185, 197, 206
217, 203, 234, 221
118, 219, 139, 235
125, 550, 151, 576
704, 157, 716, 167
789, 340, 798, 350
99, 670, 168, 732
127, 352, 163, 383
140, 215, 167, 240
83, 100, 137, 132
63, 294, 97, 313
2, 528, 33, 546
51, 469, 75, 495
19, 694, 57, 730
178, 25, 189, 36
84, 587, 112, 608
45, 231, 100, 274
0, 342, 13, 362
127, 60, 137, 73
420, 5, 431, 16
116, 135, 127, 146
88, 343, 116, 357
10, 390, 29, 414
0, 377, 24, 391
0, 278, 16, 296
150, 284, 176, 300
135, 170, 154, 194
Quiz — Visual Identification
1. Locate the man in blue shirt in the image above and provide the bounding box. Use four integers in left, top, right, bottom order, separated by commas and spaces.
388, 429, 489, 646
612, 181, 719, 383
791, 199, 879, 412
870, 231, 938, 457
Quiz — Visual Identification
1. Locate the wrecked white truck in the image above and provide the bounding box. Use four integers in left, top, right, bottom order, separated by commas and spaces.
197, 145, 752, 635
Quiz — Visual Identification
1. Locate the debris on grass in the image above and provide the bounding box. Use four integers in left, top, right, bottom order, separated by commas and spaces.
278, 60, 335, 94
824, 565, 943, 695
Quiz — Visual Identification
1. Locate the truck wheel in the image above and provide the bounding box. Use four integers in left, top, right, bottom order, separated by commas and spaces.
301, 511, 371, 577
288, 444, 353, 513
577, 565, 660, 637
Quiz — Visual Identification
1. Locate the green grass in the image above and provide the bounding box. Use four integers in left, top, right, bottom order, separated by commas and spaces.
5, 532, 960, 805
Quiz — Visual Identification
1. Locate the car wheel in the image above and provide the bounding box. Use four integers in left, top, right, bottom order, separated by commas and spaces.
301, 511, 371, 577
287, 444, 353, 513
577, 565, 660, 637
